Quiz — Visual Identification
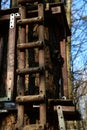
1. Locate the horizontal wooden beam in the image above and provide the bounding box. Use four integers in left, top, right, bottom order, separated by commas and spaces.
16, 67, 44, 75
0, 14, 10, 21
17, 0, 39, 4
16, 94, 45, 103
54, 105, 75, 112
17, 41, 43, 49
17, 16, 43, 25
21, 124, 44, 130
48, 99, 74, 106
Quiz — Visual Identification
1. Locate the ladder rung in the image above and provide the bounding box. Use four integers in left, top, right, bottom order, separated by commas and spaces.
16, 94, 45, 103
17, 16, 43, 25
21, 124, 44, 130
17, 41, 43, 49
16, 67, 44, 75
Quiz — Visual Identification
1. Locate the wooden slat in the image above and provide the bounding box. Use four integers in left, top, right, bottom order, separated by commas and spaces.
48, 99, 74, 106
16, 94, 45, 103
0, 14, 10, 21
60, 40, 68, 98
21, 124, 44, 130
17, 41, 43, 49
54, 106, 75, 113
16, 67, 44, 75
17, 16, 43, 25
17, 0, 41, 4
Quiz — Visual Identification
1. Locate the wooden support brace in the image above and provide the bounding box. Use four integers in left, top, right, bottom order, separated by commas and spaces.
57, 105, 66, 130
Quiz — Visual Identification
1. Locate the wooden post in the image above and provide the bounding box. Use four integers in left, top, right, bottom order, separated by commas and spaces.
38, 3, 46, 125
11, 0, 18, 7
60, 40, 68, 98
66, 0, 72, 99
6, 13, 16, 101
16, 5, 26, 128
0, 37, 3, 70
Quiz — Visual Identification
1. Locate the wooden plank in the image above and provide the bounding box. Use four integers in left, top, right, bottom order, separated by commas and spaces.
17, 0, 40, 4
48, 99, 74, 106
21, 124, 44, 130
54, 106, 75, 112
60, 40, 68, 98
0, 14, 10, 21
6, 14, 16, 100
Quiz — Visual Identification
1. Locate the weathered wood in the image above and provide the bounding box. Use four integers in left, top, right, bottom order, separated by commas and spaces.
60, 40, 68, 98
0, 37, 3, 70
38, 3, 46, 125
0, 14, 10, 21
16, 5, 26, 129
57, 105, 66, 130
54, 105, 75, 113
16, 94, 45, 103
17, 0, 40, 4
17, 16, 43, 25
25, 25, 29, 94
66, 0, 72, 99
6, 14, 16, 100
0, 114, 16, 130
17, 41, 43, 49
20, 124, 44, 130
11, 0, 18, 7
16, 67, 44, 75
48, 99, 74, 106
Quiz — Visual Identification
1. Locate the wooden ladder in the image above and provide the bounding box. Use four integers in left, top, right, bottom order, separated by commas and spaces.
16, 0, 46, 129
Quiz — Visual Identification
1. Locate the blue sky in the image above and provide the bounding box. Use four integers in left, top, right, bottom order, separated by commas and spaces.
1, 0, 10, 9
71, 0, 87, 75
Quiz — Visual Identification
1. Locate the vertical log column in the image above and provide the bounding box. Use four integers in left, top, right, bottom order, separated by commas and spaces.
38, 3, 46, 125
6, 14, 16, 100
66, 0, 72, 99
60, 40, 68, 98
17, 5, 26, 128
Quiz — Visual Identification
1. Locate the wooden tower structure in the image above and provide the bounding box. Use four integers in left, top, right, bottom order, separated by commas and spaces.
0, 0, 80, 129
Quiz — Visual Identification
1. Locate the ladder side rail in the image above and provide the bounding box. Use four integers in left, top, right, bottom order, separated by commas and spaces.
16, 5, 26, 129
38, 3, 46, 126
